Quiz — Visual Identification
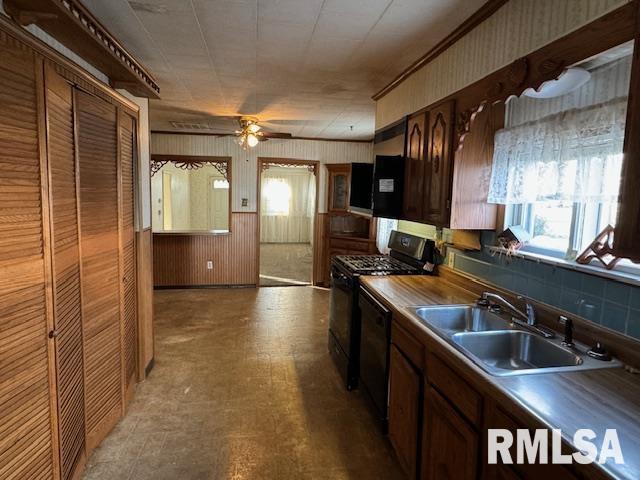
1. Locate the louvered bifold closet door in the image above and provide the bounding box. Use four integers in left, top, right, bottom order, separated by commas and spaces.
45, 66, 86, 480
75, 90, 122, 452
118, 110, 137, 406
0, 33, 55, 479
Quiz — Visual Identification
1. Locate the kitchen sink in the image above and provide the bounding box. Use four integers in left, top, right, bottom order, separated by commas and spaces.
410, 305, 514, 335
451, 330, 583, 376
406, 304, 621, 376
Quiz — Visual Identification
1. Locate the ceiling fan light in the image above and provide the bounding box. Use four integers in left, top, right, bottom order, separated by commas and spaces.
247, 133, 259, 147
247, 123, 261, 133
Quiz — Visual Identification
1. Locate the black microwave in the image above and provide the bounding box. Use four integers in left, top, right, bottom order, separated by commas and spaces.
372, 155, 405, 219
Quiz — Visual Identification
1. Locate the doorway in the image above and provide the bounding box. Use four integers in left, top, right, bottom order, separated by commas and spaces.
258, 159, 318, 286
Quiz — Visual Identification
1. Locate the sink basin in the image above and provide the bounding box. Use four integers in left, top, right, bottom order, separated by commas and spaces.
452, 330, 583, 376
411, 305, 514, 335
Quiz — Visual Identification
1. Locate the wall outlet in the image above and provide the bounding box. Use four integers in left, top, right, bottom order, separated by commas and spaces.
206, 261, 213, 270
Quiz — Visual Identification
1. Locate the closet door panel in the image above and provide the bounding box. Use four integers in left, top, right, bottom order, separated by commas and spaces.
45, 66, 86, 480
0, 33, 55, 480
118, 110, 137, 405
76, 89, 122, 451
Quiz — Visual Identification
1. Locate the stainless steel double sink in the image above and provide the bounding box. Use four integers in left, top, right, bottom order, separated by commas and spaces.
406, 305, 620, 376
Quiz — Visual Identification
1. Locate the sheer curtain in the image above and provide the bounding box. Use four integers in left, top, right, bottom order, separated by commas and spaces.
488, 55, 631, 205
376, 218, 398, 254
488, 98, 626, 204
261, 167, 315, 243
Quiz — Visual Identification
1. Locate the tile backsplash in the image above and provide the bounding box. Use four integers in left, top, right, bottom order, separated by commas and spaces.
449, 233, 640, 340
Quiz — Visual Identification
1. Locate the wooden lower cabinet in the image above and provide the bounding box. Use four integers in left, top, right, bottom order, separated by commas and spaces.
389, 345, 421, 478
421, 387, 479, 480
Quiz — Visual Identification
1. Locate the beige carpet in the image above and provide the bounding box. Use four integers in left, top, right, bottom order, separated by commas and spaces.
260, 243, 313, 286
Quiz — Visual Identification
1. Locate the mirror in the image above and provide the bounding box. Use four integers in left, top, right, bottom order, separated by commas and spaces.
151, 155, 231, 233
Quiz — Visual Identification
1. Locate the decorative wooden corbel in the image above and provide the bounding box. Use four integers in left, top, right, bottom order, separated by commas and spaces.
576, 225, 638, 270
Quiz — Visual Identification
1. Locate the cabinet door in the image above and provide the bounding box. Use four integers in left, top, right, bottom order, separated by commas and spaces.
614, 34, 640, 259
328, 165, 350, 212
424, 100, 455, 227
389, 345, 421, 478
0, 33, 56, 480
118, 110, 137, 408
402, 113, 426, 221
45, 66, 87, 480
76, 89, 122, 452
421, 387, 478, 480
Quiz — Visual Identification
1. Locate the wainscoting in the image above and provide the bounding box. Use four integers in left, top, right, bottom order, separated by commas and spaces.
153, 212, 258, 287
136, 228, 154, 378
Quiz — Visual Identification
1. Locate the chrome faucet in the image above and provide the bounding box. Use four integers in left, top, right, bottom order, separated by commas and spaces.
479, 292, 555, 338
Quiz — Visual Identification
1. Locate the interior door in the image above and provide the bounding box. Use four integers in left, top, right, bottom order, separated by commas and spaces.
403, 112, 427, 221
424, 100, 455, 227
45, 65, 86, 480
118, 110, 137, 408
76, 89, 122, 452
0, 33, 56, 480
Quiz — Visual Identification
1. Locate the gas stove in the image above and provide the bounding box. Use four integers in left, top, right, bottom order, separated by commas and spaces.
334, 254, 419, 276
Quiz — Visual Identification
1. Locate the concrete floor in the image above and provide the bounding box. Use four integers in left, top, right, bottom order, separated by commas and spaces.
82, 287, 404, 480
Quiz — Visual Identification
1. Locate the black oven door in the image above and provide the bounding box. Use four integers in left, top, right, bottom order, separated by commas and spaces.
358, 285, 391, 429
329, 265, 353, 354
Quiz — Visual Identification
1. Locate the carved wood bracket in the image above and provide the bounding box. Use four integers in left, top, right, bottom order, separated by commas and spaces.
576, 225, 638, 270
150, 157, 229, 181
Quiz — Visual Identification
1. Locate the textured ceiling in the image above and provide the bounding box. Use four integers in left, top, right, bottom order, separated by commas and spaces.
83, 0, 486, 139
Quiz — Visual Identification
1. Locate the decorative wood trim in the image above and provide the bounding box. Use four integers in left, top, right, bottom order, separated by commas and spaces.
0, 14, 140, 112
256, 157, 320, 286
442, 2, 637, 150
150, 154, 230, 180
4, 0, 160, 98
372, 0, 509, 100
150, 130, 373, 143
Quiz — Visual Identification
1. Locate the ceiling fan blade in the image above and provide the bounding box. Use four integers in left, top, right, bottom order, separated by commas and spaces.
261, 132, 293, 139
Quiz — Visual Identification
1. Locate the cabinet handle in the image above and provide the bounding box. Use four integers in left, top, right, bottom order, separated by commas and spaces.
48, 330, 59, 339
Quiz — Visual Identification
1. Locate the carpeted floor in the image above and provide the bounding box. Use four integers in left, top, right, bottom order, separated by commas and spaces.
259, 243, 313, 286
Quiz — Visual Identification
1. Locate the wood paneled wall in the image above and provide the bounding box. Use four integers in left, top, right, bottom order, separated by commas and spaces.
136, 228, 154, 378
153, 213, 257, 287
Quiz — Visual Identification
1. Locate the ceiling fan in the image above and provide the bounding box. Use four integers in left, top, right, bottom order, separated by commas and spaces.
235, 117, 292, 148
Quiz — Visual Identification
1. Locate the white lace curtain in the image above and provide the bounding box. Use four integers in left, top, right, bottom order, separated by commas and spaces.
376, 218, 398, 254
488, 97, 627, 205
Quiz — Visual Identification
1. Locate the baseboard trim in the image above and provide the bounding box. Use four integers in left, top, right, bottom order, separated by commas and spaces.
154, 284, 257, 290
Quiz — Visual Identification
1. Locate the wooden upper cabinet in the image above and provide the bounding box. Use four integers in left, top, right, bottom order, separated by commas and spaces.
423, 100, 455, 227
403, 112, 427, 221
421, 387, 478, 480
388, 345, 421, 479
327, 163, 350, 213
449, 103, 504, 230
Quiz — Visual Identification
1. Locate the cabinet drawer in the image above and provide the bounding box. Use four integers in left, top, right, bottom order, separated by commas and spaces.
391, 322, 424, 371
426, 353, 482, 427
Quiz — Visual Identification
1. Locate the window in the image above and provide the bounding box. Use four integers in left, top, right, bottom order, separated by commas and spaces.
262, 178, 291, 215
492, 52, 636, 273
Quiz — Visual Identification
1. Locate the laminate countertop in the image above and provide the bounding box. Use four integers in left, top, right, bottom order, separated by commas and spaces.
360, 274, 640, 480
